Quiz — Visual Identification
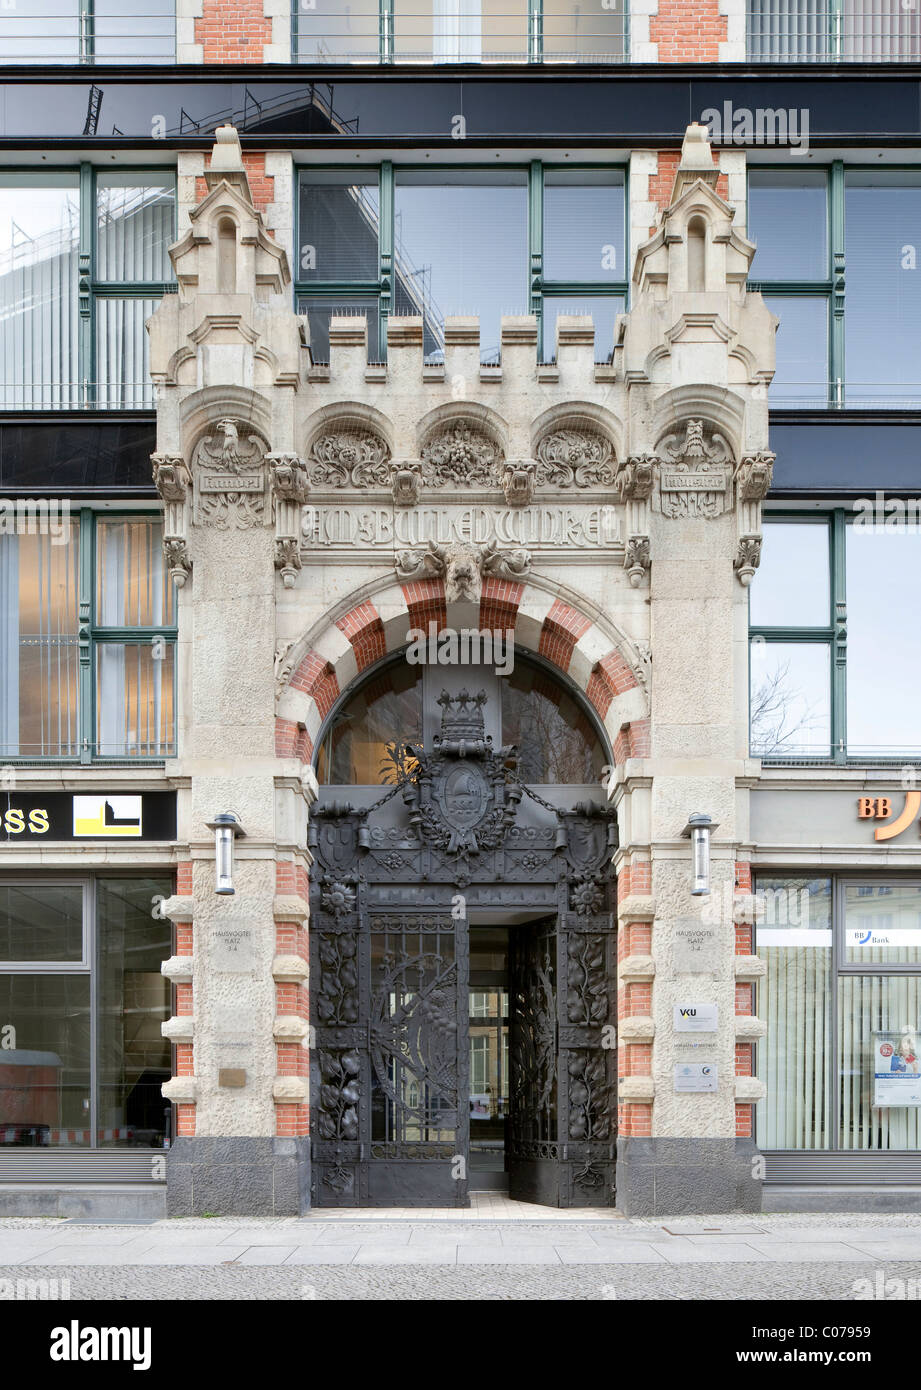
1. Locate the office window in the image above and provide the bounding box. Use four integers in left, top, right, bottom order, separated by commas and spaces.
0, 513, 175, 761
845, 172, 921, 407
0, 169, 175, 410
747, 1, 921, 62
394, 171, 528, 364
748, 171, 829, 406
0, 1, 174, 63
750, 513, 921, 761
0, 875, 172, 1150
293, 0, 625, 63
296, 165, 626, 365
757, 875, 921, 1155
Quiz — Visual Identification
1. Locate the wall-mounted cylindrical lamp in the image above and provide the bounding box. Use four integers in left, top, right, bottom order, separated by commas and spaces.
206, 812, 246, 895
681, 813, 718, 897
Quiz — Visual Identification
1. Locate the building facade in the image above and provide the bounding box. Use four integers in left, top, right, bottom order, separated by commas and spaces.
1, 0, 921, 1218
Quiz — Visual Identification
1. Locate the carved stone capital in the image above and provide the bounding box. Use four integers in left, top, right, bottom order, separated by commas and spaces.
394, 538, 532, 594
501, 459, 537, 508
163, 537, 192, 589
191, 419, 268, 529
275, 537, 302, 589
734, 534, 763, 587
624, 535, 650, 588
480, 539, 532, 582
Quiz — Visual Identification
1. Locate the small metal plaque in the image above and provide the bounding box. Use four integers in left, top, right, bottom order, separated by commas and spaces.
674, 1063, 718, 1093
674, 1002, 719, 1033
219, 1069, 247, 1089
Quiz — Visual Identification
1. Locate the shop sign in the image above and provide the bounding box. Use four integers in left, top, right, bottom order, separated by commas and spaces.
0, 792, 176, 842
857, 792, 921, 842
873, 1031, 921, 1107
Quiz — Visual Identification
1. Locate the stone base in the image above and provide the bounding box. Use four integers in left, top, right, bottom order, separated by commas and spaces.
616, 1138, 763, 1217
166, 1138, 310, 1217
0, 1185, 166, 1219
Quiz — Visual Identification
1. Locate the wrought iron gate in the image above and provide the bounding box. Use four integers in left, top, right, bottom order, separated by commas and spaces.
309, 686, 617, 1208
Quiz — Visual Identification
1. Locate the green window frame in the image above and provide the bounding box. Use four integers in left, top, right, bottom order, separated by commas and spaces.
748, 161, 921, 409
2, 509, 177, 766
294, 161, 628, 365
292, 1, 628, 65
750, 509, 921, 765
0, 163, 176, 410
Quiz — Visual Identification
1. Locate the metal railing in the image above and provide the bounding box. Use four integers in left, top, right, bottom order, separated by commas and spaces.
0, 383, 155, 410
748, 2, 921, 62
0, 5, 175, 65
294, 3, 627, 64
768, 381, 921, 408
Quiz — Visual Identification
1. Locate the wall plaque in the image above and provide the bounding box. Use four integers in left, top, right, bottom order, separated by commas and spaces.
673, 920, 719, 975
210, 921, 255, 973
674, 1063, 718, 1093
673, 1002, 719, 1033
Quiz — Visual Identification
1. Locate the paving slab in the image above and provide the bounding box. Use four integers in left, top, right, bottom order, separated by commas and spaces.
457, 1247, 563, 1265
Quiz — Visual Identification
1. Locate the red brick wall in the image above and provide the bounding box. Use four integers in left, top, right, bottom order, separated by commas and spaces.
648, 151, 730, 235
195, 153, 275, 218
650, 0, 727, 61
195, 0, 272, 63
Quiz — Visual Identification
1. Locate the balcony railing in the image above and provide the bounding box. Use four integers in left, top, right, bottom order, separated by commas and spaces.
0, 4, 175, 65
748, 2, 921, 61
294, 2, 628, 64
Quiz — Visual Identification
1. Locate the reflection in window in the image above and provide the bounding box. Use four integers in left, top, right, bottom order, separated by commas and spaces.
541, 0, 625, 59
0, 975, 91, 1146
316, 664, 423, 784
750, 640, 831, 757
756, 876, 833, 1149
298, 296, 381, 364
296, 0, 381, 60
96, 877, 172, 1148
394, 0, 528, 62
501, 664, 605, 783
299, 174, 380, 282
846, 526, 921, 756
393, 172, 528, 365
0, 176, 80, 410
0, 885, 84, 964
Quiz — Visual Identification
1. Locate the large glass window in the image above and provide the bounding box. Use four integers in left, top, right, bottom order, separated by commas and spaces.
296, 164, 627, 365
845, 172, 921, 407
750, 512, 921, 761
315, 655, 606, 785
394, 171, 528, 365
0, 1, 174, 62
747, 1, 921, 62
0, 169, 175, 410
748, 171, 830, 407
0, 512, 175, 761
0, 876, 171, 1149
757, 875, 921, 1154
293, 0, 625, 62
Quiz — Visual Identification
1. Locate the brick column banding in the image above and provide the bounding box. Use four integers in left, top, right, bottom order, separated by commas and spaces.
194, 0, 272, 62
274, 862, 310, 1138
173, 862, 196, 1138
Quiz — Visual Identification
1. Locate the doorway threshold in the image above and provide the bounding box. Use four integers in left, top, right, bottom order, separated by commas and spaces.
303, 1194, 625, 1221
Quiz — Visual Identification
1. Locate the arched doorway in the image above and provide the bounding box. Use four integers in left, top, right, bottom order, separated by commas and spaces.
308, 651, 617, 1208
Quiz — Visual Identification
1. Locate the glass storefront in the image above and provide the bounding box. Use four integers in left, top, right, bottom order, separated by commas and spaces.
756, 875, 921, 1153
0, 875, 172, 1148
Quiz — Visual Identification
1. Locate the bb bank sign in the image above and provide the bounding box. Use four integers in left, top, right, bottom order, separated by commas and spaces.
301, 503, 622, 551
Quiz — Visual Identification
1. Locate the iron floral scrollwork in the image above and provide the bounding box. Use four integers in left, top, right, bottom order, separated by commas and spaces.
320, 877, 358, 921
567, 1050, 611, 1141
316, 932, 359, 1025
565, 934, 608, 1025
317, 1049, 361, 1141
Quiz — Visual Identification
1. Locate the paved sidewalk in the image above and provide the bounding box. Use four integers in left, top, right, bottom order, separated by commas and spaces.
1, 1208, 920, 1270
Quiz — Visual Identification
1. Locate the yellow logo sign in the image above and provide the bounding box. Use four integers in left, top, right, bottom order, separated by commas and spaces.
857, 793, 921, 842
73, 796, 143, 838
